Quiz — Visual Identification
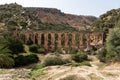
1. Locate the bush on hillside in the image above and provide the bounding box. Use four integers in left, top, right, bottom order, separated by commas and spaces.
29, 44, 39, 53
14, 54, 39, 67
87, 46, 97, 55
0, 36, 24, 54
0, 54, 14, 68
68, 49, 78, 54
43, 56, 69, 66
106, 28, 120, 54
71, 51, 88, 62
92, 8, 120, 31
97, 28, 120, 62
53, 51, 61, 56
26, 39, 33, 45
0, 39, 15, 68
38, 48, 46, 54
97, 47, 107, 62
26, 54, 39, 63
5, 36, 24, 54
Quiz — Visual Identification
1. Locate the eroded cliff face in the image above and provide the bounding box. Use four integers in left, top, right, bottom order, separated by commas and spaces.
25, 7, 97, 30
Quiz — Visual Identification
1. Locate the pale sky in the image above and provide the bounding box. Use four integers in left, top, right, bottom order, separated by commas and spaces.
0, 0, 120, 17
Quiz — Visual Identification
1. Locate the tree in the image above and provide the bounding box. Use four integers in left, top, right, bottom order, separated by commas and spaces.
0, 37, 14, 68
5, 36, 24, 54
106, 28, 120, 61
0, 54, 14, 68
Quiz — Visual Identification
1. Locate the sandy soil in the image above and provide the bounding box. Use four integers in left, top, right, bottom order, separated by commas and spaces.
0, 56, 120, 80
38, 56, 120, 80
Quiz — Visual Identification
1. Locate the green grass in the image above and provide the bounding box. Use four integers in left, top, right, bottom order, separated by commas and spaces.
31, 69, 46, 78
0, 70, 7, 74
31, 64, 45, 78
71, 61, 91, 67
32, 64, 44, 71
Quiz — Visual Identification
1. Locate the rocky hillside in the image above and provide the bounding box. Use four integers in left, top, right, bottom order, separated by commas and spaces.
92, 8, 120, 31
0, 3, 97, 31
25, 7, 97, 30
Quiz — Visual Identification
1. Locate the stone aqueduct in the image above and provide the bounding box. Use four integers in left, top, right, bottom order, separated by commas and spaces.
13, 31, 105, 51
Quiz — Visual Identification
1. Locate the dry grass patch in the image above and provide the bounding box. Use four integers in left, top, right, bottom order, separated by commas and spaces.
88, 73, 103, 80
101, 72, 118, 77
0, 69, 8, 74
59, 75, 86, 80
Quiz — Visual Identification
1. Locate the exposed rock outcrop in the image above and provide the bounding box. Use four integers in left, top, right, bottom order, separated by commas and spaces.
26, 7, 97, 30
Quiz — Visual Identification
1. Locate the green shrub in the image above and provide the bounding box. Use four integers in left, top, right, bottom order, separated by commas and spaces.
38, 48, 46, 54
14, 55, 25, 67
26, 39, 33, 45
0, 36, 24, 54
14, 54, 39, 67
97, 28, 120, 62
0, 41, 15, 68
5, 36, 24, 54
71, 52, 88, 62
97, 47, 107, 62
26, 54, 39, 63
106, 28, 120, 53
0, 54, 14, 68
87, 46, 97, 55
43, 56, 68, 66
68, 49, 78, 54
53, 51, 61, 56
29, 44, 39, 53
106, 28, 120, 62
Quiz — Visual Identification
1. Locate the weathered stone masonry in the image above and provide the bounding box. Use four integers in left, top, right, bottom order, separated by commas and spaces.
13, 31, 105, 51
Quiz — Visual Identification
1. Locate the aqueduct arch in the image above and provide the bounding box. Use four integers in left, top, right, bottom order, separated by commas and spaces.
13, 31, 105, 51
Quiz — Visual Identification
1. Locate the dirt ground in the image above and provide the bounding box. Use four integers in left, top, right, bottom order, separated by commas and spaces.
0, 56, 120, 80
38, 56, 120, 80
